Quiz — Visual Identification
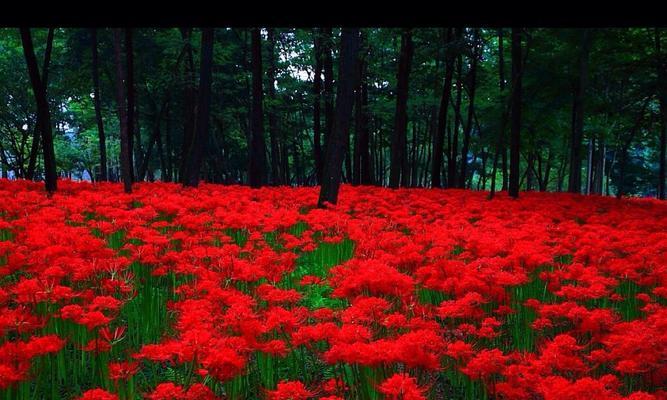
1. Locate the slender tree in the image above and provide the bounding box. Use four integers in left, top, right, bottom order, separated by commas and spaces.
509, 28, 523, 198
125, 29, 137, 182
656, 28, 666, 200
248, 28, 268, 188
322, 28, 334, 159
318, 28, 361, 207
183, 28, 215, 187
432, 28, 455, 188
389, 29, 414, 188
25, 27, 54, 181
267, 29, 282, 185
313, 29, 324, 184
568, 29, 593, 193
112, 29, 132, 193
20, 28, 57, 193
459, 29, 479, 188
90, 29, 107, 181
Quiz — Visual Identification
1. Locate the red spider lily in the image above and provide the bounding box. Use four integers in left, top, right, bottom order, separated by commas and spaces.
377, 373, 428, 400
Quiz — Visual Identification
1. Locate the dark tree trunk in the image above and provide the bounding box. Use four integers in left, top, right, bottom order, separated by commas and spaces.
509, 28, 523, 199
432, 28, 455, 188
489, 29, 506, 198
318, 28, 360, 207
20, 28, 57, 193
183, 28, 214, 187
352, 33, 369, 186
322, 28, 334, 160
656, 28, 667, 200
124, 29, 136, 182
312, 29, 324, 185
112, 29, 132, 193
448, 51, 463, 188
26, 28, 54, 181
179, 28, 196, 183
459, 29, 479, 188
568, 29, 593, 194
248, 28, 268, 188
389, 29, 414, 188
90, 29, 108, 182
267, 29, 282, 185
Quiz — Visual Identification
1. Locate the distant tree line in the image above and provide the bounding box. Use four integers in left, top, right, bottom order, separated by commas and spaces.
0, 27, 665, 203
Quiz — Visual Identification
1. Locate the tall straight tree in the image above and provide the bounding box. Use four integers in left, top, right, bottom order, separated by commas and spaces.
20, 28, 57, 193
509, 28, 523, 199
448, 48, 463, 188
389, 29, 414, 188
656, 28, 666, 200
432, 28, 455, 188
322, 29, 334, 159
568, 29, 593, 193
313, 29, 324, 184
90, 29, 107, 181
179, 28, 196, 183
248, 28, 268, 188
112, 29, 132, 193
183, 28, 214, 187
459, 29, 479, 188
489, 28, 507, 198
125, 29, 136, 182
267, 29, 282, 185
353, 31, 371, 186
25, 27, 54, 181
318, 28, 360, 207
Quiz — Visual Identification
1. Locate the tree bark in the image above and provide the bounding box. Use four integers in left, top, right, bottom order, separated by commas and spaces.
459, 29, 479, 188
90, 28, 108, 182
248, 28, 268, 188
322, 28, 334, 162
389, 29, 414, 188
266, 29, 282, 185
656, 28, 667, 200
183, 28, 214, 187
312, 29, 324, 185
179, 28, 196, 184
568, 29, 593, 194
509, 28, 523, 199
20, 28, 57, 193
26, 27, 54, 181
448, 48, 463, 188
489, 28, 506, 198
112, 29, 132, 193
318, 28, 360, 207
432, 28, 455, 188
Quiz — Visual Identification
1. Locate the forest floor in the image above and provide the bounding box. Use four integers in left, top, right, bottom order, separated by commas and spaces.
0, 180, 666, 400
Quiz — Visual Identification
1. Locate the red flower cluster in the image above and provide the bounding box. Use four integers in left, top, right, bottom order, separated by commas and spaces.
1, 180, 666, 399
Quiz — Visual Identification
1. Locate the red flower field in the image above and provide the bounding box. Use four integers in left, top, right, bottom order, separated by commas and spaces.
0, 179, 666, 399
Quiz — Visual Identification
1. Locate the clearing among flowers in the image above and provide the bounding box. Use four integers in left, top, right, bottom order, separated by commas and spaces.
0, 180, 666, 399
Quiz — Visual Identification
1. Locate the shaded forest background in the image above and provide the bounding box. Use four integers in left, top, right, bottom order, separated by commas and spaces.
1, 27, 666, 200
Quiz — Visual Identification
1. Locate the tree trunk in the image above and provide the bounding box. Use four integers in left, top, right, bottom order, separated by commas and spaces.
26, 27, 54, 181
432, 28, 455, 188
112, 29, 132, 193
459, 29, 479, 188
568, 29, 593, 194
312, 29, 324, 185
124, 29, 136, 182
508, 28, 522, 199
656, 28, 667, 200
318, 28, 360, 207
183, 28, 214, 187
90, 29, 107, 182
248, 28, 268, 188
322, 28, 334, 162
266, 28, 282, 185
20, 28, 57, 193
179, 28, 196, 184
489, 28, 506, 198
389, 29, 414, 188
448, 50, 463, 188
